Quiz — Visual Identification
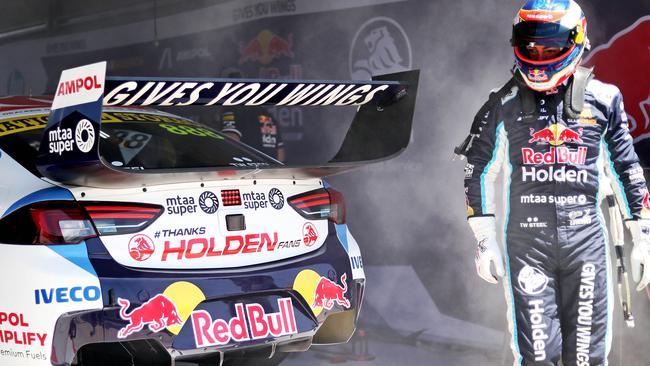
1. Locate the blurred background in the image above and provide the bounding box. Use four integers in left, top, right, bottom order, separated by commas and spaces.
1, 0, 649, 364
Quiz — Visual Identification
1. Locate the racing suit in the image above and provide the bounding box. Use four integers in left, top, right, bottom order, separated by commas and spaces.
464, 77, 649, 365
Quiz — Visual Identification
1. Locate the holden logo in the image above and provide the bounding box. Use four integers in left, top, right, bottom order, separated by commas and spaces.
302, 222, 318, 247
128, 234, 155, 261
268, 188, 284, 210
198, 191, 219, 214
518, 265, 548, 295
349, 16, 412, 80
75, 119, 95, 153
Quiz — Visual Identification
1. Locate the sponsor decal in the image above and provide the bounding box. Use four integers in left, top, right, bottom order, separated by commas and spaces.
230, 156, 270, 168
522, 166, 587, 183
268, 188, 284, 210
578, 106, 597, 125
52, 62, 106, 110
239, 30, 294, 65
103, 80, 390, 107
569, 209, 592, 226
628, 167, 645, 184
302, 222, 318, 247
0, 312, 47, 347
518, 266, 548, 295
528, 124, 583, 145
242, 191, 270, 210
350, 255, 363, 270
277, 238, 302, 249
74, 119, 95, 153
528, 68, 549, 82
464, 163, 474, 179
47, 126, 74, 155
117, 281, 205, 338
529, 299, 548, 361
46, 118, 95, 156
521, 146, 587, 165
576, 263, 596, 365
34, 286, 100, 304
56, 75, 102, 97
520, 216, 548, 228
129, 234, 155, 261
161, 232, 306, 261
118, 294, 182, 338
191, 298, 297, 347
520, 193, 587, 205
350, 17, 412, 80
293, 270, 350, 317
166, 195, 197, 216
158, 227, 206, 238
314, 273, 350, 311
198, 191, 219, 214
0, 114, 49, 137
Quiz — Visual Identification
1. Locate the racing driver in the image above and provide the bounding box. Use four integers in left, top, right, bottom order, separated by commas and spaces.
460, 0, 650, 364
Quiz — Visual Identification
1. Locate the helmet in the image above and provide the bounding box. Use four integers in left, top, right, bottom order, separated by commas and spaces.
511, 0, 590, 91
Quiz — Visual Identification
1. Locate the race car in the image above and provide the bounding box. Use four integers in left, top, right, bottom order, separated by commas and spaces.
0, 62, 418, 366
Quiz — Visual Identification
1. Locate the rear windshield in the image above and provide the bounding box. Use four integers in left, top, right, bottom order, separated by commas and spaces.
0, 109, 279, 176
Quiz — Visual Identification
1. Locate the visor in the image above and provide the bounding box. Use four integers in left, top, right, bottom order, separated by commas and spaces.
512, 21, 574, 49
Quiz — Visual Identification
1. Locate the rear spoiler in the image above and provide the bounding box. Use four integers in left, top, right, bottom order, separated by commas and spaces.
36, 61, 419, 188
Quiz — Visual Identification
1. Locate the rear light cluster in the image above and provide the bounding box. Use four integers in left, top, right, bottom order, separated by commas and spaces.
288, 188, 346, 224
221, 189, 242, 206
83, 203, 163, 235
0, 201, 162, 245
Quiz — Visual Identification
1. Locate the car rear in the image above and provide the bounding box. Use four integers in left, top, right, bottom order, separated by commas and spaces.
0, 103, 365, 366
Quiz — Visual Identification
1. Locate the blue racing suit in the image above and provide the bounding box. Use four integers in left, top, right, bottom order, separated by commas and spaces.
464, 77, 648, 365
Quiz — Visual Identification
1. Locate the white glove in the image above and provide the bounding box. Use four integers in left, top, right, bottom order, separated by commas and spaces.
468, 216, 505, 284
626, 219, 650, 291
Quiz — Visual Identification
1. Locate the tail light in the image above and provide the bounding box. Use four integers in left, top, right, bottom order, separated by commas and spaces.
82, 203, 163, 235
0, 201, 97, 245
287, 188, 346, 224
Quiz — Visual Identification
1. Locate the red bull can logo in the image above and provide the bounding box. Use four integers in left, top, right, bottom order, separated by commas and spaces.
117, 294, 183, 338
583, 17, 650, 141
128, 234, 155, 261
239, 30, 294, 65
528, 124, 583, 145
313, 273, 350, 310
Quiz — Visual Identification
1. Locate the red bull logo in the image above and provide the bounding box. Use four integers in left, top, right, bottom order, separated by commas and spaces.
191, 298, 297, 347
529, 124, 583, 145
522, 146, 587, 165
303, 222, 318, 247
313, 273, 350, 310
129, 234, 155, 261
117, 294, 183, 338
583, 17, 650, 141
239, 30, 294, 65
528, 69, 549, 82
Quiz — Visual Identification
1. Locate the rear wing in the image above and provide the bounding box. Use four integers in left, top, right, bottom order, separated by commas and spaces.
36, 61, 419, 188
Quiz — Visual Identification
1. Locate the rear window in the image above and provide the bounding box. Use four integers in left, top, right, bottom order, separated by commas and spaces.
0, 109, 279, 175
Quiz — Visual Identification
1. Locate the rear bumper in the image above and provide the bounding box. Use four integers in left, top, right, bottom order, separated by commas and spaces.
50, 222, 364, 365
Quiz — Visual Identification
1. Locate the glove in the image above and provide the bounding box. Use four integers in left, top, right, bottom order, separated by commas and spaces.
627, 219, 650, 291
468, 216, 505, 284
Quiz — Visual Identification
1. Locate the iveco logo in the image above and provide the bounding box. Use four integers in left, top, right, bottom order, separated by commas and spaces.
518, 265, 548, 295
